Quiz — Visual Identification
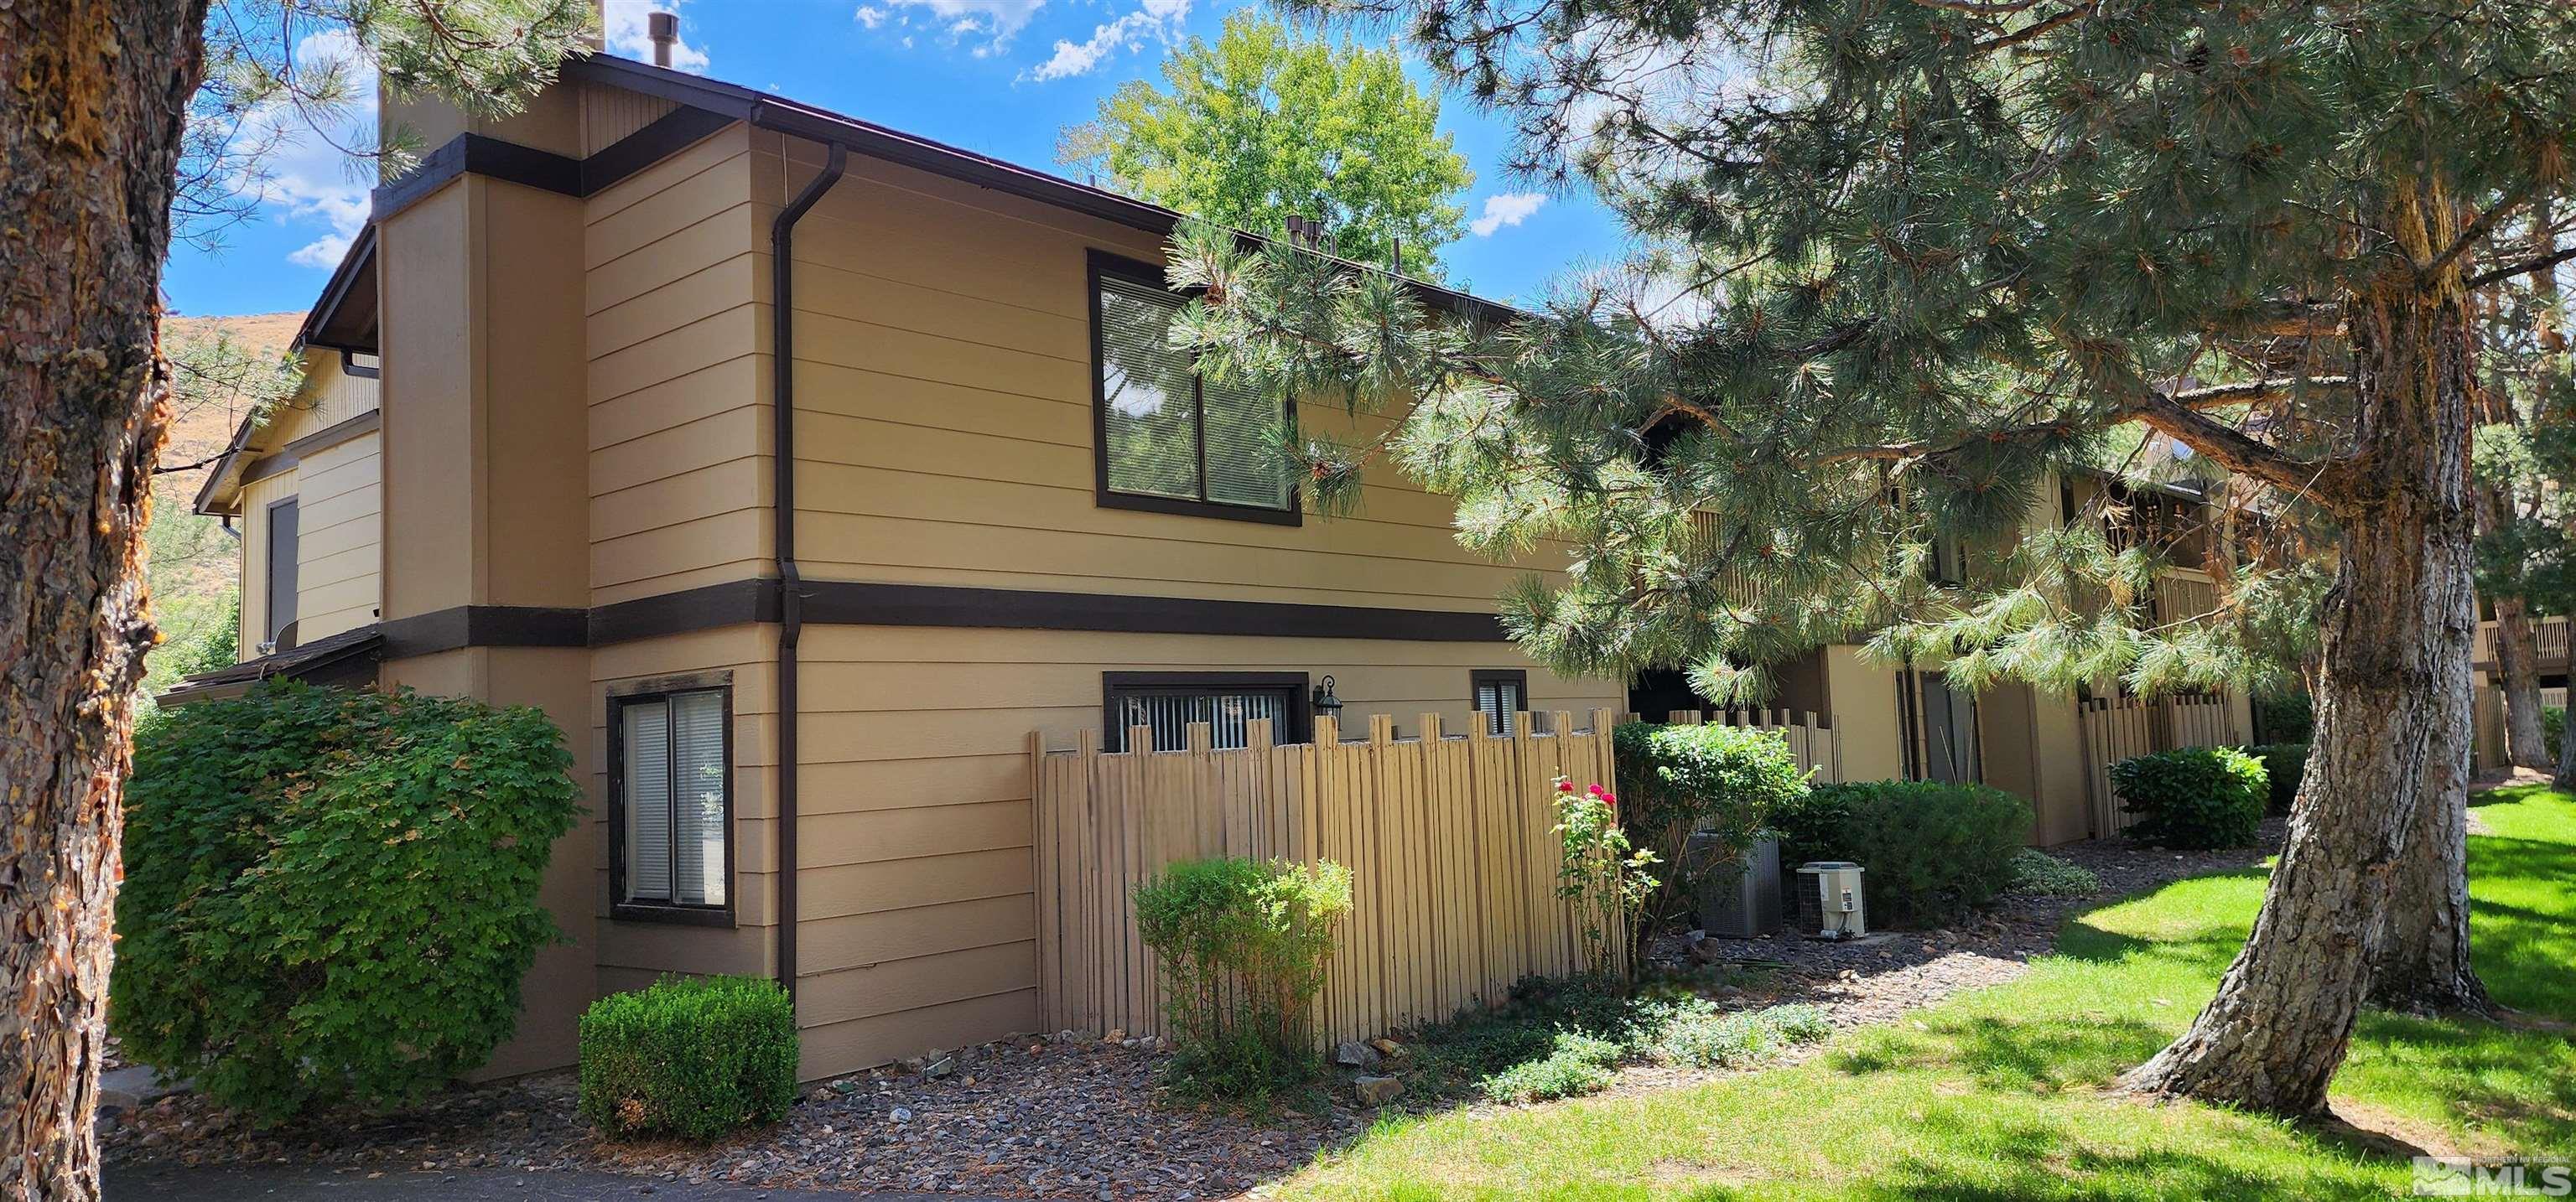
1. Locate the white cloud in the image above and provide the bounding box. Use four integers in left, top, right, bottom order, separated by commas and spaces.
225, 29, 376, 271
604, 0, 712, 74
862, 0, 1047, 55
1021, 0, 1190, 82
1469, 192, 1548, 237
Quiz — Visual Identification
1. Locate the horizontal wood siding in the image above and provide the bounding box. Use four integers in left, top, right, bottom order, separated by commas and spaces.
584, 123, 771, 607
778, 624, 1621, 1079
762, 135, 1580, 610
292, 430, 381, 641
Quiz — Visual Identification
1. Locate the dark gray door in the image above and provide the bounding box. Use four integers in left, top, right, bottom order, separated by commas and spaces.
265, 498, 299, 647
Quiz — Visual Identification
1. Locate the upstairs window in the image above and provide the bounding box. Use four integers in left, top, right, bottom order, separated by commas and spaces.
1090, 251, 1297, 525
612, 685, 732, 923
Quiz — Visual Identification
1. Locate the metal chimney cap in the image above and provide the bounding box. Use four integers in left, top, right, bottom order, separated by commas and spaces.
647, 11, 678, 65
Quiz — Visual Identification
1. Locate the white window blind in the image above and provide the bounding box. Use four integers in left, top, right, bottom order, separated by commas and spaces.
621, 700, 672, 904
621, 688, 728, 909
1475, 676, 1524, 736
1109, 686, 1292, 752
1096, 272, 1289, 511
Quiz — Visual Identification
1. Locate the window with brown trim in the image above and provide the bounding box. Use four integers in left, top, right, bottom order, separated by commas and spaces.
1089, 250, 1299, 526
1103, 671, 1311, 751
1472, 669, 1528, 735
609, 684, 735, 925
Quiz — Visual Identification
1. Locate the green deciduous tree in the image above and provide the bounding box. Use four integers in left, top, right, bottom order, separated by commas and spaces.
1059, 11, 1471, 278
1, 3, 587, 1194
1171, 0, 2576, 1116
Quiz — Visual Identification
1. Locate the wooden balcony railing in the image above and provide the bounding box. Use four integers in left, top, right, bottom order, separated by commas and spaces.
2476, 614, 2572, 670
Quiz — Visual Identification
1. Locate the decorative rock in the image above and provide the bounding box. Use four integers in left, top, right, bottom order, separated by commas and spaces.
1367, 1038, 1405, 1062
1332, 1041, 1380, 1070
808, 1088, 834, 1105
1104, 1028, 1126, 1043
922, 1056, 957, 1080
886, 1106, 913, 1125
828, 1079, 864, 1096
1350, 1075, 1404, 1106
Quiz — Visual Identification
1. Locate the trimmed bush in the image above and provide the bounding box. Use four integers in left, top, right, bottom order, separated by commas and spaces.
2245, 743, 2309, 813
579, 976, 797, 1141
2110, 746, 2268, 849
1770, 780, 2031, 927
116, 682, 583, 1121
1612, 722, 1812, 940
2005, 848, 2101, 897
1134, 857, 1353, 1100
2251, 687, 2314, 744
2547, 707, 2566, 762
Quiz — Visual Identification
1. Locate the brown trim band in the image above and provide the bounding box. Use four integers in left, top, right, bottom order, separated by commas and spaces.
380, 578, 1508, 661
371, 106, 738, 225
379, 605, 589, 659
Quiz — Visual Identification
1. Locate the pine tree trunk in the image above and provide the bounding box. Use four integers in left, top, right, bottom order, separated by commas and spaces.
2490, 601, 2549, 769
2119, 192, 2480, 1117
1, 3, 208, 1198
2368, 645, 2490, 1015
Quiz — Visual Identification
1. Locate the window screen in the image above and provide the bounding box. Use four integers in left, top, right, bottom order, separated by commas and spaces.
1473, 671, 1527, 736
1104, 674, 1305, 752
1094, 262, 1290, 515
617, 687, 730, 911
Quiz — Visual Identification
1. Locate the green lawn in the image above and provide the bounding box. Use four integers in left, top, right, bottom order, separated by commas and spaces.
1282, 788, 2576, 1199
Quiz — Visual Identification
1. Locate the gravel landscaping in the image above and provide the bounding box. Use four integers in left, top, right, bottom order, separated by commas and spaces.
103, 821, 2283, 1199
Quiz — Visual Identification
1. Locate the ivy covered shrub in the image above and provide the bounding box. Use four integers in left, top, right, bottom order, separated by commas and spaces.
2110, 747, 2268, 850
1611, 722, 1811, 939
1134, 857, 1353, 1100
1770, 781, 2032, 927
116, 682, 583, 1122
2245, 743, 2310, 813
578, 976, 797, 1141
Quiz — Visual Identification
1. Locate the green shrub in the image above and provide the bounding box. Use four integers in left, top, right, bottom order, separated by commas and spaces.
1611, 722, 1812, 940
2110, 746, 2268, 849
2245, 743, 2309, 813
2251, 687, 2314, 744
1478, 1030, 1619, 1102
1649, 1003, 1834, 1070
1770, 780, 2031, 927
2005, 849, 2101, 897
116, 682, 583, 1121
1134, 857, 1353, 1100
2547, 707, 2566, 762
578, 976, 797, 1141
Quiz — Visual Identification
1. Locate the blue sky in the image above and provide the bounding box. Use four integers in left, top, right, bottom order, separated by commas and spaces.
161, 0, 1627, 319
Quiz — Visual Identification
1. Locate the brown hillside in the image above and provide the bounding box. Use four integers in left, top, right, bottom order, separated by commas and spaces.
162, 310, 304, 483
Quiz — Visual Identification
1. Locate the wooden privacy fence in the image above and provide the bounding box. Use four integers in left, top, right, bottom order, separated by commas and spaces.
2079, 692, 2248, 836
1660, 708, 1844, 783
1030, 708, 1623, 1049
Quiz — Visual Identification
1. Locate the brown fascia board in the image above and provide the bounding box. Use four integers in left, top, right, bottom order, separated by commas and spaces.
562, 54, 1527, 328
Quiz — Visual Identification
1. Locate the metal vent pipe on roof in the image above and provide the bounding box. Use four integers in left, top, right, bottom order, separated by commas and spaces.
647, 11, 678, 66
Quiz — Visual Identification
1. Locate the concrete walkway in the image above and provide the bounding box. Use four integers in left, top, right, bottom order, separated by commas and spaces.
105, 1163, 992, 1201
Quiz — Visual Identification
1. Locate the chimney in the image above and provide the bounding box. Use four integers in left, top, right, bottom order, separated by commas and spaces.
648, 11, 679, 67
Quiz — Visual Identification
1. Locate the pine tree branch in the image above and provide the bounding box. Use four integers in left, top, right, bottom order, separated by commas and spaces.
1974, 3, 2095, 52
2467, 242, 2576, 290
2128, 388, 2343, 500
2423, 183, 2537, 286
151, 453, 226, 476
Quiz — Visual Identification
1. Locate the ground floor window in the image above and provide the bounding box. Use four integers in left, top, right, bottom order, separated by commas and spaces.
610, 683, 732, 922
1472, 670, 1528, 735
1103, 671, 1309, 751
1900, 667, 1981, 784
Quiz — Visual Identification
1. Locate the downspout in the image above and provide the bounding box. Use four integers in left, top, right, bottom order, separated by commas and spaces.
757, 110, 846, 1007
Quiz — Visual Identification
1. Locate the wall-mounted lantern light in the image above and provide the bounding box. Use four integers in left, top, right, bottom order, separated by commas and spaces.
1312, 675, 1343, 724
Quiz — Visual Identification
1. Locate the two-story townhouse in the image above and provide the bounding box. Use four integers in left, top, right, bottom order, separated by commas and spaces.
170, 31, 2248, 1083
